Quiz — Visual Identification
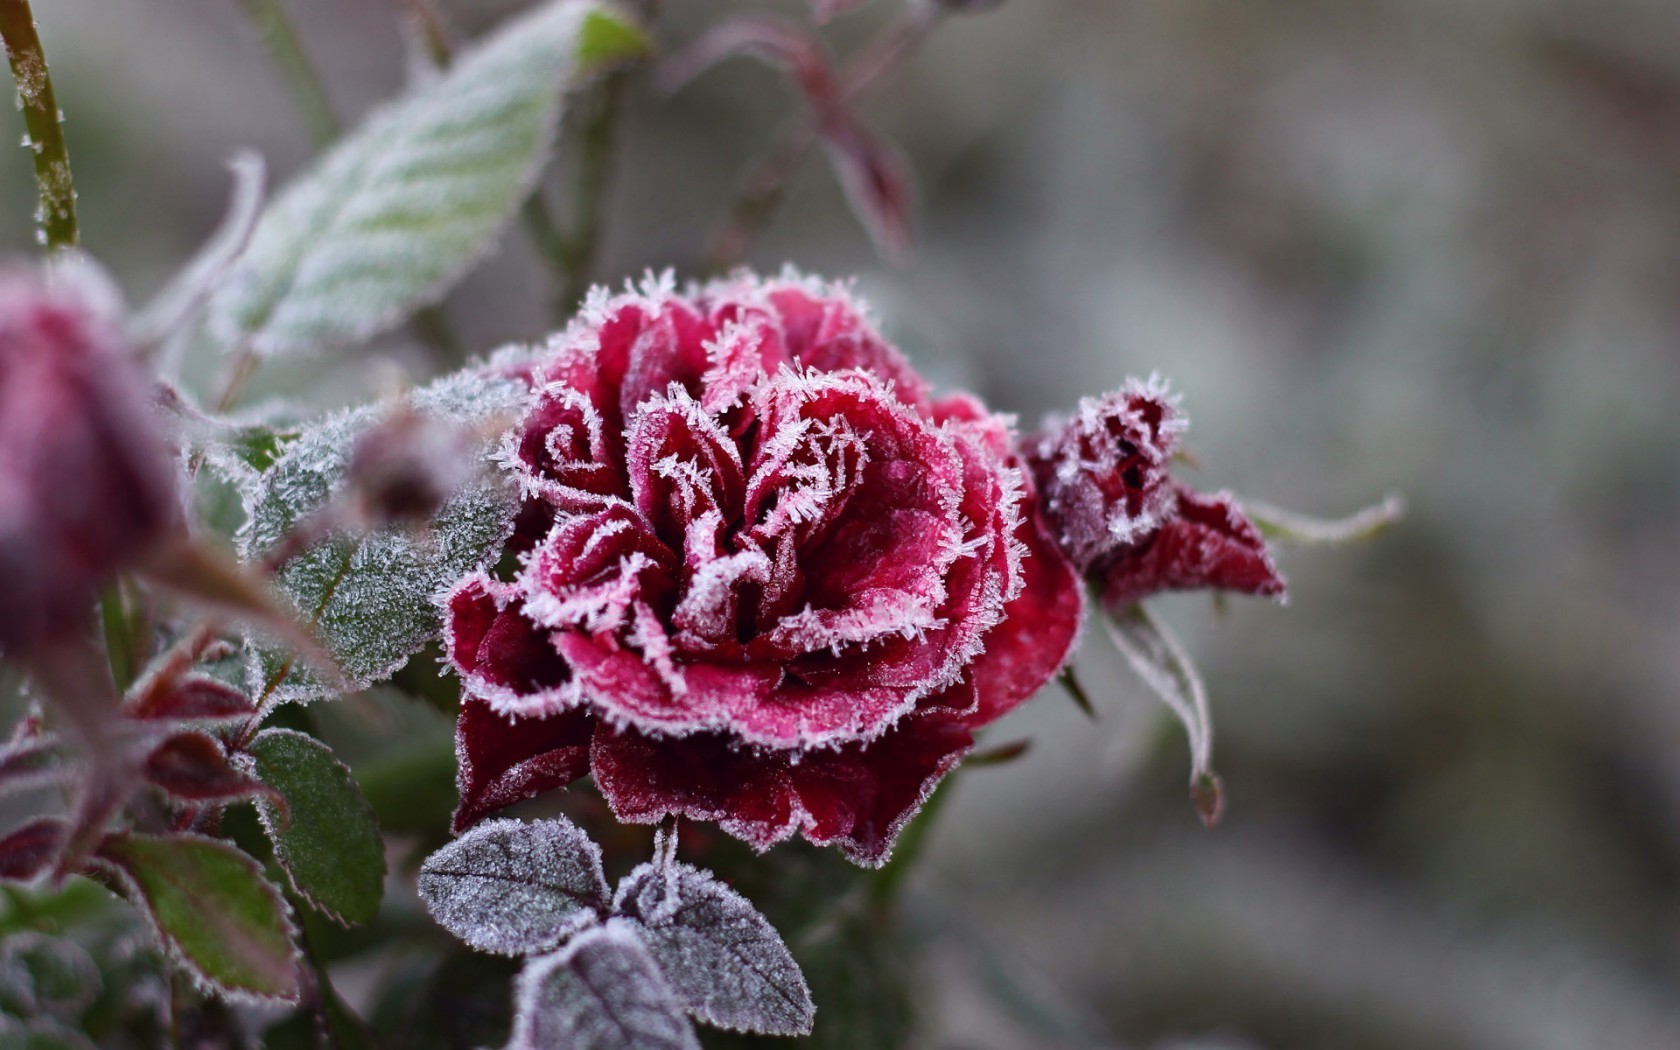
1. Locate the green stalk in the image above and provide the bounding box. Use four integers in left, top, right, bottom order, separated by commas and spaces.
0, 0, 77, 250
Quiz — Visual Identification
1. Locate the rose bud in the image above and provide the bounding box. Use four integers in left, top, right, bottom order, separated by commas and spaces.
1027, 377, 1183, 572
0, 263, 175, 652
445, 272, 1084, 865
1028, 378, 1285, 608
343, 404, 479, 530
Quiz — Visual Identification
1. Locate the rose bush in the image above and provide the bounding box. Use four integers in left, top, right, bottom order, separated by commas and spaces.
444, 272, 1083, 864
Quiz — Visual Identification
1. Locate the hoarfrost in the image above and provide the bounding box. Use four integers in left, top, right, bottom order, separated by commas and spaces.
508, 921, 700, 1050
418, 817, 610, 956
614, 859, 815, 1035
237, 370, 524, 703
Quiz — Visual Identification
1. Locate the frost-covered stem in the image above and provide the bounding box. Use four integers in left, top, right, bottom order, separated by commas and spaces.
0, 0, 78, 250
238, 0, 339, 149
704, 4, 946, 271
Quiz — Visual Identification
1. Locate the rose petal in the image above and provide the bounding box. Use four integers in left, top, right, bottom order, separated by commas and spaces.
1099, 486, 1287, 608
453, 700, 595, 833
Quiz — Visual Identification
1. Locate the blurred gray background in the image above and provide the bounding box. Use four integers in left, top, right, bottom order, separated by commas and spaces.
9, 1, 1680, 1047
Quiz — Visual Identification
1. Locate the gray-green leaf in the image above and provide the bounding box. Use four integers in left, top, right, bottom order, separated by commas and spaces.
418, 817, 609, 957
205, 0, 647, 356
97, 833, 301, 1004
245, 728, 386, 926
615, 860, 813, 1036
510, 921, 699, 1050
239, 370, 525, 704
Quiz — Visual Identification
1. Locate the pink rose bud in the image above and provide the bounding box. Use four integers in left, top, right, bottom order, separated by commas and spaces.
0, 265, 175, 651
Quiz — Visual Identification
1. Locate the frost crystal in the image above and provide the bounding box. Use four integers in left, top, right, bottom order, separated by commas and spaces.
616, 859, 815, 1036
418, 817, 610, 956
446, 271, 1084, 864
509, 920, 700, 1050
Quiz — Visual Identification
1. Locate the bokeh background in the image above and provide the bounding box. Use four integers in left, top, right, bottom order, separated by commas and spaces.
8, 0, 1680, 1047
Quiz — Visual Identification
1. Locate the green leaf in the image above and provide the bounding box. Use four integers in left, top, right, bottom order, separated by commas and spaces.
97, 833, 301, 1003
246, 729, 386, 927
205, 0, 644, 357
239, 370, 525, 703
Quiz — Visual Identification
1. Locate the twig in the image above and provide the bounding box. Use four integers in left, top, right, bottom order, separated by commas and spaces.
703, 4, 947, 271
0, 0, 78, 250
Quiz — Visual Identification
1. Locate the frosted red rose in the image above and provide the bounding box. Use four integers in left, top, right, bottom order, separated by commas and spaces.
445, 274, 1082, 865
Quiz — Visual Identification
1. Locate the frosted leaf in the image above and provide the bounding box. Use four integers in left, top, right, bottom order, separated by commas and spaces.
1244, 493, 1405, 546
1103, 604, 1225, 826
237, 370, 524, 703
508, 921, 700, 1050
0, 1016, 99, 1050
204, 1, 647, 357
614, 859, 815, 1036
418, 817, 610, 956
95, 833, 302, 1004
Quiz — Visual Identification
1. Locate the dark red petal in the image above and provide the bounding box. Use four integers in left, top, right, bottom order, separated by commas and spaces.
592, 716, 972, 867
1027, 380, 1182, 571
766, 285, 930, 412
127, 674, 255, 722
956, 511, 1085, 728
144, 732, 275, 804
0, 817, 65, 881
591, 726, 800, 852
444, 576, 576, 712
452, 699, 595, 833
1099, 486, 1287, 608
784, 714, 972, 866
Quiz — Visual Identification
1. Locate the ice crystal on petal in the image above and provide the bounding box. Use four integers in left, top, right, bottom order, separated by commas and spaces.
1027, 376, 1182, 572
445, 272, 1084, 864
418, 817, 610, 956
615, 860, 814, 1036
508, 921, 700, 1050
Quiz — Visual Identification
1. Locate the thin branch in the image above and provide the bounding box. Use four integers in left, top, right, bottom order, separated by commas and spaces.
703, 4, 947, 271
0, 0, 78, 250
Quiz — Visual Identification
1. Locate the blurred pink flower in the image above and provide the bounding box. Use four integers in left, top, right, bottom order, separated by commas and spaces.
0, 265, 174, 651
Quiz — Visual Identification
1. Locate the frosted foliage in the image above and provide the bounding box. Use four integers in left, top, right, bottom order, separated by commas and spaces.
1104, 604, 1219, 815
509, 921, 700, 1050
238, 371, 524, 702
615, 860, 814, 1036
418, 817, 610, 956
205, 0, 634, 356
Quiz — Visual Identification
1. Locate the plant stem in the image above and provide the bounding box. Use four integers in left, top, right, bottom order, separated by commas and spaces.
703, 5, 946, 271
238, 0, 339, 149
0, 0, 78, 250
555, 71, 633, 310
